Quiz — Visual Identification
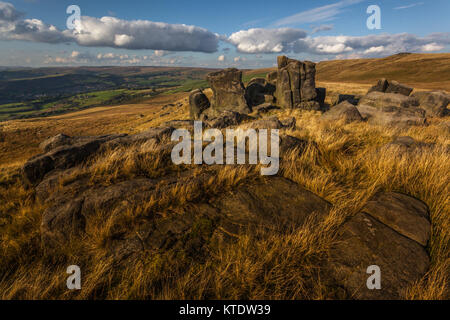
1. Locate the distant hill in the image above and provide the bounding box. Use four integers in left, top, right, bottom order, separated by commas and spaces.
245, 53, 450, 91
316, 53, 450, 91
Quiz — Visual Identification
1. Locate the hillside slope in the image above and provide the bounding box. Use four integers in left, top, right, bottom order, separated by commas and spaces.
246, 53, 450, 91
316, 53, 450, 91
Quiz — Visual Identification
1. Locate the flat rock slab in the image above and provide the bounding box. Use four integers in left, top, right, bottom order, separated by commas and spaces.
361, 192, 430, 246
328, 192, 431, 299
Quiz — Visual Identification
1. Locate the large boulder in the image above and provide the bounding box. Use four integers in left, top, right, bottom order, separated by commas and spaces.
357, 104, 426, 127
411, 91, 449, 117
315, 87, 327, 108
189, 89, 210, 120
39, 133, 72, 153
274, 56, 320, 110
368, 79, 413, 96
207, 68, 250, 114
357, 92, 425, 126
331, 94, 359, 106
327, 192, 431, 299
210, 177, 331, 235
322, 101, 363, 123
359, 92, 419, 109
361, 192, 430, 246
22, 128, 175, 185
241, 116, 283, 130
205, 111, 253, 129
245, 78, 276, 107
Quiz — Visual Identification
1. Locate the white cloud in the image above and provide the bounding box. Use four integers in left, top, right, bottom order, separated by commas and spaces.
0, 18, 72, 43
0, 2, 219, 52
71, 16, 219, 52
421, 42, 445, 52
292, 33, 450, 57
273, 0, 363, 26
218, 55, 226, 62
227, 28, 307, 53
363, 46, 385, 54
0, 1, 23, 22
394, 2, 424, 10
154, 50, 169, 57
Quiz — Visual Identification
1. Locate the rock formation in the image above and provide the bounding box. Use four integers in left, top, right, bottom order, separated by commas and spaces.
411, 91, 449, 117
244, 77, 276, 107
206, 68, 250, 115
274, 56, 321, 110
322, 101, 363, 123
357, 91, 426, 126
328, 192, 431, 299
368, 78, 413, 96
189, 89, 210, 120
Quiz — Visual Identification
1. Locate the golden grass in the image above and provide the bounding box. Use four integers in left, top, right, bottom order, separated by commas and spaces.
0, 77, 449, 299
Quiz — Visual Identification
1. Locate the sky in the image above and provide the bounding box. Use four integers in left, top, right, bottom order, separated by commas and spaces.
0, 0, 449, 68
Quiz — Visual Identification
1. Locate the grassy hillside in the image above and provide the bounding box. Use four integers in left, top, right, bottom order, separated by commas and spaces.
316, 53, 450, 91
0, 66, 216, 121
245, 53, 450, 92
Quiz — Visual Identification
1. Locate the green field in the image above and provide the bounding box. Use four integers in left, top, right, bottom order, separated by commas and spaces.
0, 66, 219, 121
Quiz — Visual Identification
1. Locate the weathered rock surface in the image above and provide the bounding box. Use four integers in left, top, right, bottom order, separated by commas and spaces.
211, 177, 330, 235
252, 103, 279, 115
207, 68, 250, 114
328, 192, 431, 299
243, 117, 284, 130
189, 89, 210, 120
40, 178, 158, 250
315, 88, 327, 107
22, 128, 175, 185
368, 79, 413, 96
245, 78, 276, 107
357, 104, 427, 126
274, 56, 320, 110
332, 94, 359, 106
322, 101, 363, 123
357, 92, 426, 126
359, 92, 419, 109
23, 134, 125, 185
361, 192, 430, 246
39, 171, 330, 257
411, 91, 449, 117
39, 133, 72, 153
205, 111, 253, 129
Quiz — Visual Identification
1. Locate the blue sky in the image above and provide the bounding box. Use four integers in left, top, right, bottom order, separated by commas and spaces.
0, 0, 449, 68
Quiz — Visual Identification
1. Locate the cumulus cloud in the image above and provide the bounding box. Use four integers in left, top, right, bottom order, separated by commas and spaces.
0, 2, 219, 52
218, 55, 226, 62
226, 29, 450, 57
0, 18, 73, 43
0, 1, 23, 22
69, 16, 219, 52
227, 28, 307, 53
292, 33, 450, 57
